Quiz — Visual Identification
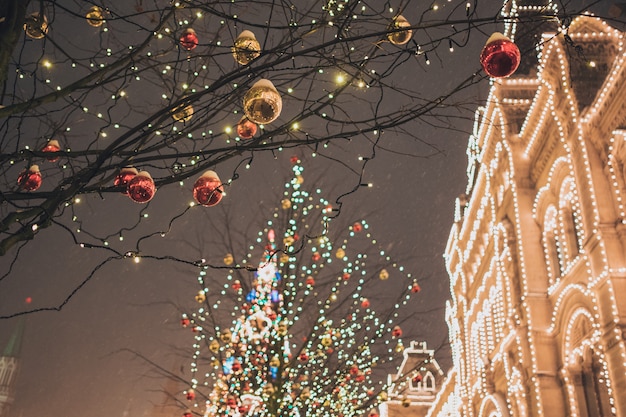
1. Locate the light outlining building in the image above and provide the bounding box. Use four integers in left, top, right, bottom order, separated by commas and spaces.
426, 1, 626, 416
380, 341, 445, 417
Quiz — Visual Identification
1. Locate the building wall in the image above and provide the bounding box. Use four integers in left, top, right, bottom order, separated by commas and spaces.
427, 14, 626, 417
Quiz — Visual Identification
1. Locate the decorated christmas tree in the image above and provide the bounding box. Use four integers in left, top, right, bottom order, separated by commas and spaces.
179, 158, 422, 417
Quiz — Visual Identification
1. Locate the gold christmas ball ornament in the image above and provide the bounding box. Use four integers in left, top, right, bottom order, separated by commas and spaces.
220, 330, 232, 343
243, 79, 282, 124
223, 253, 234, 265
335, 248, 345, 259
387, 15, 412, 46
281, 199, 292, 209
279, 253, 290, 264
209, 339, 220, 353
379, 269, 389, 280
24, 12, 48, 39
172, 103, 194, 122
86, 6, 104, 27
195, 291, 206, 303
401, 397, 411, 407
232, 30, 261, 65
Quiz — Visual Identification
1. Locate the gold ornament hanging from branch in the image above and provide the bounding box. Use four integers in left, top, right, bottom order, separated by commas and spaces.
387, 15, 412, 46
232, 30, 261, 65
86, 6, 105, 27
243, 79, 282, 124
24, 12, 48, 39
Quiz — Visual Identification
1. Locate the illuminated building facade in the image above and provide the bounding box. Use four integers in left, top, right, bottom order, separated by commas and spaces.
380, 341, 445, 417
427, 7, 626, 417
0, 320, 24, 417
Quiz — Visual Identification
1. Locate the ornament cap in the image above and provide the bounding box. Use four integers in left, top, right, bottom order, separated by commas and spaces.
136, 170, 152, 179
46, 139, 60, 147
29, 165, 40, 172
252, 79, 277, 91
485, 32, 509, 45
120, 167, 138, 175
237, 30, 257, 40
200, 170, 220, 180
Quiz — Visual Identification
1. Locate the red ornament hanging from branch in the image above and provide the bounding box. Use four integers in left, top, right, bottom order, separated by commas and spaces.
480, 32, 521, 78
127, 171, 156, 203
17, 165, 42, 191
180, 28, 199, 51
41, 140, 61, 162
193, 170, 223, 207
114, 167, 138, 194
236, 116, 258, 139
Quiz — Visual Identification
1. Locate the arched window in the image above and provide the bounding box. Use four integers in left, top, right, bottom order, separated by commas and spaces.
543, 205, 562, 285
424, 371, 435, 390
564, 311, 613, 417
559, 179, 583, 266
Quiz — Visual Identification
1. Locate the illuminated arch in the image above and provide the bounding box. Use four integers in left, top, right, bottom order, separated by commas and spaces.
478, 393, 511, 417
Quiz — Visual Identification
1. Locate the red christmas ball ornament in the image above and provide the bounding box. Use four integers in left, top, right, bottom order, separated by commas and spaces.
480, 32, 521, 78
236, 116, 258, 139
41, 139, 61, 162
232, 280, 242, 291
342, 272, 351, 280
114, 167, 138, 194
226, 396, 237, 407
353, 222, 363, 232
349, 364, 359, 375
180, 28, 199, 50
392, 325, 403, 338
355, 373, 366, 382
412, 373, 423, 384
17, 165, 42, 191
127, 171, 156, 203
290, 156, 300, 165
312, 252, 321, 262
193, 170, 223, 207
298, 352, 309, 362
181, 315, 190, 327
368, 410, 380, 417
411, 281, 421, 293
361, 298, 370, 309
183, 412, 192, 417
306, 276, 315, 286
186, 389, 195, 401
232, 360, 242, 372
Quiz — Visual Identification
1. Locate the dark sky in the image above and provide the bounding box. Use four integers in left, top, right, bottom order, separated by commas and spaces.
0, 1, 618, 416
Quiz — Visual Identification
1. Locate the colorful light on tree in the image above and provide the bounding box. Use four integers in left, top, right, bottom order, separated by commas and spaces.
181, 160, 422, 417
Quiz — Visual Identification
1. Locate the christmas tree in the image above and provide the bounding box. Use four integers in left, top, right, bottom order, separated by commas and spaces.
180, 158, 421, 417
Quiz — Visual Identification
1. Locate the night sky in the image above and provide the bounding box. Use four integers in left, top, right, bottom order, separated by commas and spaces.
0, 1, 617, 416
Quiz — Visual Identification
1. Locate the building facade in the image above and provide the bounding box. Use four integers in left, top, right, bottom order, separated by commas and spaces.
0, 320, 24, 417
380, 341, 445, 417
427, 5, 626, 417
